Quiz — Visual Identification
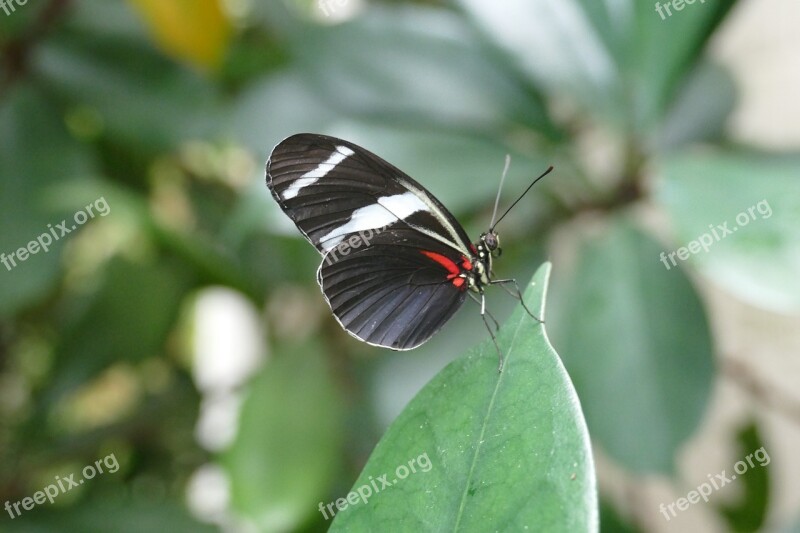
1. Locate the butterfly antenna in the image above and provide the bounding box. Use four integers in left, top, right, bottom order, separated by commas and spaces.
489, 154, 511, 230
490, 165, 554, 232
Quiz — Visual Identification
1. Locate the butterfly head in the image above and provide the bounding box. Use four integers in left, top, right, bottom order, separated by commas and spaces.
469, 231, 501, 290
480, 231, 502, 258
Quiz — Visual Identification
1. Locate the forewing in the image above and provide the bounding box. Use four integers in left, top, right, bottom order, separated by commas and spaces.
318, 227, 469, 350
267, 133, 472, 256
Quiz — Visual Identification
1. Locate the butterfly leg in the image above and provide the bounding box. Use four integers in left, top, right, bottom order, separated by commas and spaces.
469, 292, 503, 370
468, 292, 500, 333
490, 278, 544, 323
479, 291, 504, 372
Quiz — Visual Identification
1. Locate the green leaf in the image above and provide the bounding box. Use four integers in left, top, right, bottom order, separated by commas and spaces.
617, 0, 739, 133
46, 257, 192, 405
658, 61, 737, 150
548, 216, 714, 473
600, 498, 640, 533
574, 0, 739, 133
330, 263, 597, 531
456, 0, 739, 133
223, 343, 345, 532
290, 6, 556, 137
456, 0, 619, 122
656, 150, 800, 313
0, 0, 45, 40
5, 495, 215, 533
0, 86, 96, 317
228, 73, 339, 157
34, 4, 222, 151
718, 422, 770, 532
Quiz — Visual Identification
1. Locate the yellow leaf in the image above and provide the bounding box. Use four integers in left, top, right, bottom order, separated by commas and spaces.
128, 0, 231, 71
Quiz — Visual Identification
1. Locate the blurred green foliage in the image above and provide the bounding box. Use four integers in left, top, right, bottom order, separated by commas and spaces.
1, 0, 797, 531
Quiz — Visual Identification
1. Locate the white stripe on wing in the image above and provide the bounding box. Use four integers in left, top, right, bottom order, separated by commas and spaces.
319, 191, 430, 251
282, 146, 354, 200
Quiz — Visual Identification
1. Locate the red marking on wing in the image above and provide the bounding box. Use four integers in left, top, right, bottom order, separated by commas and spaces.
470, 243, 478, 254
420, 250, 460, 277
420, 250, 470, 291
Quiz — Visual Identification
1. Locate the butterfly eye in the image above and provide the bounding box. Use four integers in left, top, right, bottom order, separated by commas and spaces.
484, 232, 499, 251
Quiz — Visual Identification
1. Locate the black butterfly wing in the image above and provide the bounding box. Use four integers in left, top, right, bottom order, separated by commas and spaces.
317, 227, 469, 350
267, 133, 473, 257
266, 133, 476, 350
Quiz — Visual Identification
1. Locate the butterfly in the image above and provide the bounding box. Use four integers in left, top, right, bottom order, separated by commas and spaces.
266, 133, 551, 369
